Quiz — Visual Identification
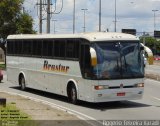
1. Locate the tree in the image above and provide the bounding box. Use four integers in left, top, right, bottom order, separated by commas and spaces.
140, 36, 159, 55
16, 12, 36, 34
0, 0, 36, 39
156, 40, 160, 55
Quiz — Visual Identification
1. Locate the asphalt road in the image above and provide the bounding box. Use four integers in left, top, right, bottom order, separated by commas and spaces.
145, 64, 160, 75
1, 72, 160, 122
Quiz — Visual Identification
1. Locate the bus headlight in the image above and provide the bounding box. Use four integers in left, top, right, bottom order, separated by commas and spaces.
94, 85, 109, 90
135, 83, 144, 88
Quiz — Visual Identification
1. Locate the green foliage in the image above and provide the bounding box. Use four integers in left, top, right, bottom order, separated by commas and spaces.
156, 40, 160, 54
0, 0, 36, 39
16, 13, 36, 34
0, 103, 31, 120
0, 63, 5, 70
0, 0, 23, 22
0, 104, 38, 126
140, 36, 160, 55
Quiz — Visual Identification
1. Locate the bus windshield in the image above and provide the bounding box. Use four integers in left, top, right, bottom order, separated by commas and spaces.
90, 41, 144, 80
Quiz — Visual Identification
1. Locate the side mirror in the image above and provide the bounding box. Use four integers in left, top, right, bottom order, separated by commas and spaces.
90, 47, 97, 66
144, 45, 154, 65
140, 43, 154, 65
140, 46, 144, 51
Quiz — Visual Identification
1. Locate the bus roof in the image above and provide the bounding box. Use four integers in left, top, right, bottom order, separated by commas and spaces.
7, 32, 139, 42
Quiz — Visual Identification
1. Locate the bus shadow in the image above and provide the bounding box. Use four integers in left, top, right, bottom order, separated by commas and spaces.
78, 100, 151, 111
11, 86, 151, 111
10, 86, 68, 103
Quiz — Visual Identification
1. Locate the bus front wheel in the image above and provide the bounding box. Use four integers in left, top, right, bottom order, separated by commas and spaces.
68, 84, 78, 104
19, 75, 26, 90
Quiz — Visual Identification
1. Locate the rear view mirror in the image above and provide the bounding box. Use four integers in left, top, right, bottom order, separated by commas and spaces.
140, 46, 144, 51
140, 43, 153, 65
90, 47, 97, 66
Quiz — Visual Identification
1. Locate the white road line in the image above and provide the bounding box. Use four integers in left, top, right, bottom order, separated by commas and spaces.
152, 96, 160, 101
145, 79, 160, 83
0, 90, 102, 126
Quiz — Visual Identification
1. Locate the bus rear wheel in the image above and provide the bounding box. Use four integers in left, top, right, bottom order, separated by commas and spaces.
19, 75, 26, 90
68, 85, 78, 104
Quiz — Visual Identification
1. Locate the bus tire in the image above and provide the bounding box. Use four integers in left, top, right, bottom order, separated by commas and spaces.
19, 75, 26, 90
68, 84, 78, 104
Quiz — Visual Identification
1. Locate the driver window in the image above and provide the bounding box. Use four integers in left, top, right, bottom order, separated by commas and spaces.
80, 44, 92, 78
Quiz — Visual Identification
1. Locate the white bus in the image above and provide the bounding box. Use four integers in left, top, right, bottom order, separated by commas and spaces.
7, 32, 145, 104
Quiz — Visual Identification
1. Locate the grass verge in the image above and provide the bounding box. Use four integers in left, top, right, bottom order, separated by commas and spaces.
0, 64, 5, 70
0, 103, 37, 126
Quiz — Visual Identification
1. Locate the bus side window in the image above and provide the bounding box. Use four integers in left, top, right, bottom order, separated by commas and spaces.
7, 40, 15, 55
66, 40, 75, 58
23, 40, 32, 56
54, 39, 65, 58
80, 44, 91, 78
66, 39, 79, 59
15, 40, 20, 55
42, 40, 53, 57
32, 40, 42, 57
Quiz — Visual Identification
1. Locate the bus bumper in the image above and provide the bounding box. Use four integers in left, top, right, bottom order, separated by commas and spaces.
93, 88, 143, 103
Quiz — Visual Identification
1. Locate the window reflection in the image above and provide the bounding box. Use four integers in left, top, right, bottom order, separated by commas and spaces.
90, 41, 144, 80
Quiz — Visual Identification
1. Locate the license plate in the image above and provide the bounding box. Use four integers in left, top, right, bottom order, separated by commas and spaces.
117, 92, 125, 96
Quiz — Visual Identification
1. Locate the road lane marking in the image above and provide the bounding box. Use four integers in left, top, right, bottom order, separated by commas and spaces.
0, 90, 102, 126
152, 96, 160, 101
145, 79, 160, 84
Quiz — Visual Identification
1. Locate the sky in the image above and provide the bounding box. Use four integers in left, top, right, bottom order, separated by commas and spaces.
23, 0, 160, 35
